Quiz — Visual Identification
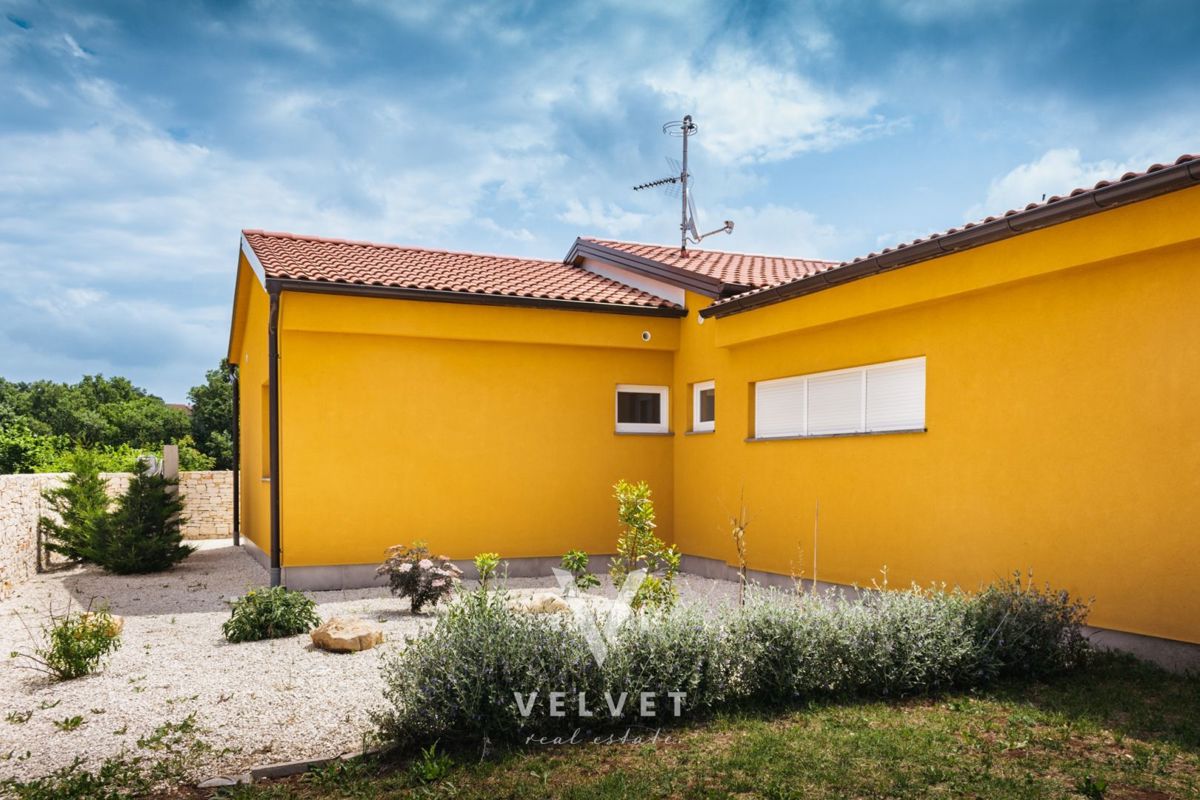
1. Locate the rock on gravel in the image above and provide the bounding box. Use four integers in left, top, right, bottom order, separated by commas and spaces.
310, 617, 384, 652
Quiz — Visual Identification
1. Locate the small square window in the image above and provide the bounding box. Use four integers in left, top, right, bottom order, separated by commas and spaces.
692, 380, 715, 432
615, 384, 668, 434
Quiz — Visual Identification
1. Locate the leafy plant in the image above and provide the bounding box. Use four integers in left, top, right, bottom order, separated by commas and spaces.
409, 742, 454, 783
38, 449, 110, 563
11, 603, 122, 681
970, 571, 1091, 679
474, 552, 501, 590
1075, 775, 1109, 799
561, 549, 599, 592
609, 480, 680, 610
377, 541, 463, 613
5, 710, 31, 725
53, 715, 84, 732
222, 586, 321, 643
90, 460, 194, 574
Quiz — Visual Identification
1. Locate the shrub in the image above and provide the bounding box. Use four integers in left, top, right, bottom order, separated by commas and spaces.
222, 586, 321, 643
474, 552, 501, 589
610, 480, 680, 610
11, 604, 122, 681
560, 549, 599, 592
90, 462, 193, 574
970, 571, 1091, 679
378, 542, 463, 613
377, 575, 1090, 748
39, 449, 110, 563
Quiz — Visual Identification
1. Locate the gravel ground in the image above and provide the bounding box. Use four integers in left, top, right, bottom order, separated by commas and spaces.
0, 541, 740, 783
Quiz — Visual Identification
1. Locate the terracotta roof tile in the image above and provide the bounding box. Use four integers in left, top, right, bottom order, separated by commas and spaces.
707, 152, 1200, 313
243, 230, 680, 311
581, 238, 838, 288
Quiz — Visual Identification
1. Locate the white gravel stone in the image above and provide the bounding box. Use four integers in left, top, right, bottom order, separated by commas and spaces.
0, 541, 741, 781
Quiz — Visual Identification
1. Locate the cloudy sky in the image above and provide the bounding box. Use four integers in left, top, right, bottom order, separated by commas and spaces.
2, 0, 1198, 401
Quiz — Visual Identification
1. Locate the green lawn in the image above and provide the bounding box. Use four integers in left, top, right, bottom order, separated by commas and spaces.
200, 653, 1198, 800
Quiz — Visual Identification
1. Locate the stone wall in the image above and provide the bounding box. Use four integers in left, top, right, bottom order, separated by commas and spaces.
0, 470, 233, 599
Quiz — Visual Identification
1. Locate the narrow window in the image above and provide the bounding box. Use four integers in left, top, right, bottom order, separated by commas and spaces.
615, 384, 668, 434
754, 357, 925, 440
692, 380, 715, 432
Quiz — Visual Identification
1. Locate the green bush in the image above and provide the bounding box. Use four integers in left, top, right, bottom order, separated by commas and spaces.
11, 605, 123, 681
90, 463, 193, 574
474, 552, 501, 589
39, 449, 110, 563
376, 577, 1090, 748
560, 549, 599, 592
222, 586, 321, 643
969, 571, 1091, 679
610, 480, 680, 610
377, 542, 463, 613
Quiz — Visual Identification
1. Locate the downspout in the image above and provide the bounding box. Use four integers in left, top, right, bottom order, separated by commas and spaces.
267, 289, 282, 587
229, 364, 240, 547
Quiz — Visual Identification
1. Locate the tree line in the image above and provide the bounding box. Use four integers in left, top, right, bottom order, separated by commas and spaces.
0, 360, 234, 474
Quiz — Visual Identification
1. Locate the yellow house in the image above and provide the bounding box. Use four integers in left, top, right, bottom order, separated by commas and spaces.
228, 153, 1200, 659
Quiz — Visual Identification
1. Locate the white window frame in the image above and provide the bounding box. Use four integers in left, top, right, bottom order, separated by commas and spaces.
692, 380, 715, 433
754, 357, 925, 440
615, 384, 669, 434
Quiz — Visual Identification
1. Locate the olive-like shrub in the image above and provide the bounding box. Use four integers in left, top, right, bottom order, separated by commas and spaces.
375, 576, 1091, 748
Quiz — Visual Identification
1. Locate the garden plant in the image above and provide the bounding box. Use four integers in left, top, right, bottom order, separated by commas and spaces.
609, 479, 680, 609
222, 586, 321, 643
378, 541, 463, 613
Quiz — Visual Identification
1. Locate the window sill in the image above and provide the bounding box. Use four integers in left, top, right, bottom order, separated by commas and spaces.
746, 428, 926, 443
685, 429, 715, 436
614, 431, 673, 437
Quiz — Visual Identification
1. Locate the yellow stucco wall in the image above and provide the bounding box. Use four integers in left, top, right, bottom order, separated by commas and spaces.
227, 256, 271, 553
275, 293, 676, 567
673, 188, 1200, 645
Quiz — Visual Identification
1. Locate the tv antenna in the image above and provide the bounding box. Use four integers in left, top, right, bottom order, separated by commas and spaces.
633, 115, 734, 257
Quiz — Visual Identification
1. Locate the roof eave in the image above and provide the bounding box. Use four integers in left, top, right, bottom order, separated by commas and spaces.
265, 277, 687, 318
702, 158, 1200, 319
566, 238, 725, 299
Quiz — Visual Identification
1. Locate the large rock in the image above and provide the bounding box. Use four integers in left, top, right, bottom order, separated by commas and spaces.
81, 612, 124, 638
310, 617, 384, 652
506, 590, 571, 615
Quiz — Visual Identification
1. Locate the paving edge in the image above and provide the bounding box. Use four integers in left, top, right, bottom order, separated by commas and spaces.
197, 745, 391, 788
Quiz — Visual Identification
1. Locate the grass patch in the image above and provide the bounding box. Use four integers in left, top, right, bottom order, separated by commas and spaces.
184, 652, 1198, 799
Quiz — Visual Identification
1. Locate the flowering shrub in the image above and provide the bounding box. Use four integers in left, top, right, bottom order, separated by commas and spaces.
376, 576, 1090, 748
12, 604, 123, 680
378, 542, 462, 613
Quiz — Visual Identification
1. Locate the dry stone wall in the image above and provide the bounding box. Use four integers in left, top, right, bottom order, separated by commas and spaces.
0, 470, 233, 599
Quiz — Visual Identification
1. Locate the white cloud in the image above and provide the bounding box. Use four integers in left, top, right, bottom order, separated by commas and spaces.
645, 49, 900, 165
966, 148, 1134, 220
558, 199, 647, 236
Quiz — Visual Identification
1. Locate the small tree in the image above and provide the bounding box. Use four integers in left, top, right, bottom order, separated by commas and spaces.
91, 462, 194, 574
39, 449, 110, 563
609, 480, 680, 610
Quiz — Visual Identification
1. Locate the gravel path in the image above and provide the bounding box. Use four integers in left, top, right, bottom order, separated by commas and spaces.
0, 542, 740, 782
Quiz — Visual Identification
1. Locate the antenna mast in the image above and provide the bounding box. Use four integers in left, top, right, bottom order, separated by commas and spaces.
633, 114, 734, 257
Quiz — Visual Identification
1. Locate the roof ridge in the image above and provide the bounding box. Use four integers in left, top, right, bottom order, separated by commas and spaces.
242, 229, 562, 266
582, 236, 839, 264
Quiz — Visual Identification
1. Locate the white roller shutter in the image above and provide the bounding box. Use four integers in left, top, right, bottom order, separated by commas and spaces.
865, 357, 925, 432
754, 376, 806, 439
806, 370, 864, 435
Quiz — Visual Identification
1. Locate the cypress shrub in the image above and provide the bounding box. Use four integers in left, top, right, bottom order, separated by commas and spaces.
91, 464, 194, 574
39, 449, 111, 563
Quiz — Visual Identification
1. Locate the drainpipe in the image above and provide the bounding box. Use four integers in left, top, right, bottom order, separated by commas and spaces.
267, 289, 282, 587
229, 364, 240, 547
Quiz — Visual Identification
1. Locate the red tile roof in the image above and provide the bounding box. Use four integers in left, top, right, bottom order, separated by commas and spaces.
705, 153, 1200, 316
242, 230, 681, 311
580, 238, 838, 289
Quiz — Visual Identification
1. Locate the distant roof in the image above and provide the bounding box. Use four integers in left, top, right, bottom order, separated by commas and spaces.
241, 230, 683, 315
704, 153, 1200, 318
575, 237, 838, 291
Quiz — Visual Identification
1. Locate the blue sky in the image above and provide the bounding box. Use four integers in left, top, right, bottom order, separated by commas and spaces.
2, 0, 1198, 401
